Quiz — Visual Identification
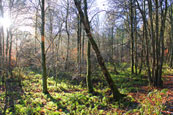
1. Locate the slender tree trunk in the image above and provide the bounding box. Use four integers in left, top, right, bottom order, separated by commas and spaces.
148, 0, 156, 85
41, 0, 48, 94
130, 0, 134, 74
134, 7, 138, 75
77, 14, 82, 74
154, 0, 159, 86
86, 40, 93, 93
0, 29, 1, 72
65, 0, 70, 71
74, 0, 123, 100
35, 9, 38, 54
136, 0, 152, 84
6, 30, 9, 65
84, 0, 93, 93
139, 24, 145, 75
48, 6, 55, 75
15, 37, 18, 66
8, 31, 12, 74
82, 27, 85, 64
65, 33, 70, 70
157, 0, 168, 87
121, 33, 123, 63
0, 0, 3, 68
170, 5, 173, 68
2, 28, 4, 67
111, 26, 114, 60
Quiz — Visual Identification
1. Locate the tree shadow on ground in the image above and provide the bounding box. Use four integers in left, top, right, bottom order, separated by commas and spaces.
46, 93, 69, 113
116, 97, 139, 111
2, 76, 24, 115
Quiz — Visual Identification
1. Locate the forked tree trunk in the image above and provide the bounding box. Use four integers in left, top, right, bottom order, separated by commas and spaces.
136, 0, 152, 84
157, 0, 168, 87
74, 0, 123, 100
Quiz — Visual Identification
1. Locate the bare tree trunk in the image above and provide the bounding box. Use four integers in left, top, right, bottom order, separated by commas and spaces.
15, 37, 18, 66
154, 0, 159, 86
134, 6, 138, 75
0, 30, 1, 70
170, 4, 173, 68
65, 0, 70, 71
84, 0, 93, 93
136, 0, 152, 84
74, 0, 123, 100
111, 26, 114, 60
82, 27, 85, 64
86, 40, 93, 93
157, 0, 168, 87
0, 0, 4, 81
35, 8, 38, 54
41, 0, 48, 94
0, 0, 2, 74
139, 24, 145, 75
130, 0, 134, 75
148, 0, 156, 85
77, 14, 82, 74
8, 31, 12, 74
121, 29, 124, 63
6, 30, 9, 65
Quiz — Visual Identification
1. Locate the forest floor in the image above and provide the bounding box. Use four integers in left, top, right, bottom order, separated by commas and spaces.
162, 75, 173, 114
126, 75, 173, 115
0, 67, 173, 115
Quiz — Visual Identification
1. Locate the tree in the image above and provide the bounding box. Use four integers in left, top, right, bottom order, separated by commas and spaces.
41, 0, 48, 94
84, 0, 93, 93
136, 0, 168, 87
130, 0, 135, 75
0, 0, 3, 75
170, 4, 173, 67
64, 0, 70, 70
136, 0, 152, 84
74, 0, 124, 100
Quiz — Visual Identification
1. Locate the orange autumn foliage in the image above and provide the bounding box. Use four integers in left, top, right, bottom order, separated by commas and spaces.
164, 48, 168, 56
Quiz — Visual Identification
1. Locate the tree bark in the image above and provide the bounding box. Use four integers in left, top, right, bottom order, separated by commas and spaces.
82, 27, 85, 64
86, 40, 93, 93
8, 30, 12, 74
148, 0, 156, 85
65, 0, 70, 71
134, 6, 138, 75
0, 0, 3, 74
77, 13, 82, 74
170, 4, 173, 68
41, 0, 48, 94
154, 0, 159, 86
157, 0, 168, 87
130, 0, 135, 75
74, 0, 123, 100
136, 0, 152, 84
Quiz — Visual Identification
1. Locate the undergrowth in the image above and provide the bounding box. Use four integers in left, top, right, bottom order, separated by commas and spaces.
0, 66, 170, 115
